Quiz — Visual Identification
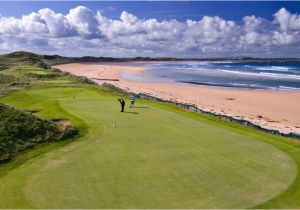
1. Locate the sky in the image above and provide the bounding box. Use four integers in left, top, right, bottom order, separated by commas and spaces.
0, 1, 300, 58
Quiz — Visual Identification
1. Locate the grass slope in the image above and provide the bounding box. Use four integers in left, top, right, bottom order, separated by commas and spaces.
0, 103, 65, 162
0, 85, 298, 208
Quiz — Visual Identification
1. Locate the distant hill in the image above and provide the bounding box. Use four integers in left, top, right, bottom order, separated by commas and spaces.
0, 51, 70, 68
1, 51, 300, 70
0, 51, 123, 68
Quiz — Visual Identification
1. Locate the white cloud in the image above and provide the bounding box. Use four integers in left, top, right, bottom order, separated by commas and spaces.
66, 6, 99, 38
0, 15, 47, 34
0, 6, 300, 57
120, 11, 138, 24
38, 8, 74, 38
272, 31, 296, 45
274, 8, 300, 31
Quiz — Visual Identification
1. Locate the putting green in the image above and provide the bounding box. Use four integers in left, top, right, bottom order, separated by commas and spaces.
0, 86, 298, 208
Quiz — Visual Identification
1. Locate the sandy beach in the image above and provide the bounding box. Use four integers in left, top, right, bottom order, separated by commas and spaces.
55, 62, 300, 135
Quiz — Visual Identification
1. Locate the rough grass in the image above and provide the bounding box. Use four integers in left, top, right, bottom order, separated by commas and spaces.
0, 103, 63, 162
0, 74, 17, 85
0, 85, 299, 208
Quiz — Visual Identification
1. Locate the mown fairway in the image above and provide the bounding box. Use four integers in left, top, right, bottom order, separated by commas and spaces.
0, 84, 299, 209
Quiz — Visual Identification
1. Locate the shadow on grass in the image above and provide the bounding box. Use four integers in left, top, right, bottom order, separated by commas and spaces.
132, 106, 150, 109
123, 111, 139, 114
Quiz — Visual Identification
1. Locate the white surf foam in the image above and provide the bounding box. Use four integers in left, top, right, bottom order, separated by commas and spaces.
256, 66, 290, 72
279, 86, 300, 90
221, 70, 300, 80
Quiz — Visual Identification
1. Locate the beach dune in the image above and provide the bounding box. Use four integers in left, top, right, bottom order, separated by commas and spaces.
56, 62, 300, 135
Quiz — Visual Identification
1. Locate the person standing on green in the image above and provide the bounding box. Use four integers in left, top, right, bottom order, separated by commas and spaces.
118, 98, 125, 112
130, 94, 135, 108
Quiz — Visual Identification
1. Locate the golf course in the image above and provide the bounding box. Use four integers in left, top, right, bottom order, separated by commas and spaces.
0, 59, 300, 208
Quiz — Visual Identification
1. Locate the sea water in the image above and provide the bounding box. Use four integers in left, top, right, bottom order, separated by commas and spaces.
123, 61, 300, 90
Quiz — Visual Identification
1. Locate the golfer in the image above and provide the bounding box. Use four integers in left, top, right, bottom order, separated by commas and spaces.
118, 98, 125, 112
130, 94, 135, 108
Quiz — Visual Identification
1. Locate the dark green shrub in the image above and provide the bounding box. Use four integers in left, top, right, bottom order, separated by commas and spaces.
0, 103, 77, 162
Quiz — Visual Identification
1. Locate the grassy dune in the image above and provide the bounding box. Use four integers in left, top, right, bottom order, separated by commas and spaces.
0, 103, 68, 162
0, 64, 300, 208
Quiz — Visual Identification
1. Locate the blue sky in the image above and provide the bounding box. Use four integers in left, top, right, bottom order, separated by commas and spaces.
0, 1, 300, 57
1, 1, 300, 21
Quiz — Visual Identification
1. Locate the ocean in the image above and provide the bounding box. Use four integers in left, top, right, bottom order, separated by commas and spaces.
123, 61, 300, 90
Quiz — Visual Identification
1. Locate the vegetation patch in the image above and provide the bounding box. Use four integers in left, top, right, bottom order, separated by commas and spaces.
51, 118, 78, 139
0, 103, 77, 162
24, 109, 39, 113
0, 64, 9, 71
0, 74, 17, 85
52, 68, 97, 85
25, 72, 60, 79
102, 82, 131, 95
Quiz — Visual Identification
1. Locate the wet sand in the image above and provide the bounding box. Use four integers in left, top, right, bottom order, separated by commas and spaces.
55, 62, 300, 135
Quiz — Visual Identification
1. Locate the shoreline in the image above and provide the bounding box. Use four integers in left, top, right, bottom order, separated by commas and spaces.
177, 80, 300, 91
55, 62, 300, 135
135, 90, 300, 139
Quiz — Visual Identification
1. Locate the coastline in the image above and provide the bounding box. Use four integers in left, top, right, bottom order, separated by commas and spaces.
177, 80, 300, 90
135, 91, 300, 139
55, 62, 300, 135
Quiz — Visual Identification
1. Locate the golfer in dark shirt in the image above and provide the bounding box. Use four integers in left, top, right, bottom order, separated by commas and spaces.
118, 98, 125, 112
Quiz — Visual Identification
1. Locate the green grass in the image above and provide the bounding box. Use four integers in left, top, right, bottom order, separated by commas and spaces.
27, 70, 51, 75
0, 84, 299, 208
0, 64, 300, 208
